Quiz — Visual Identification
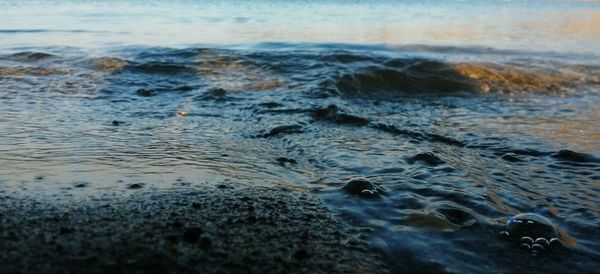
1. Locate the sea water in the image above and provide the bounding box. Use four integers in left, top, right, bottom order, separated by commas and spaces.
0, 0, 599, 273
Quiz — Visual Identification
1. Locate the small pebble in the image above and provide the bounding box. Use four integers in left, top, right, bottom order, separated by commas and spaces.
127, 183, 143, 189
74, 182, 88, 188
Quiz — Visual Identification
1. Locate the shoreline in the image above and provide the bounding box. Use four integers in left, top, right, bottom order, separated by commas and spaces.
0, 183, 388, 274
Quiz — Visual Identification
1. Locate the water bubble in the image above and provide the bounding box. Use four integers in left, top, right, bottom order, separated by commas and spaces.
531, 244, 545, 251
504, 213, 564, 255
506, 213, 557, 240
520, 236, 534, 245
535, 238, 549, 246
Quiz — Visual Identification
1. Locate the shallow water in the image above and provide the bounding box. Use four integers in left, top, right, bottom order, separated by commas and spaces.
1, 0, 600, 273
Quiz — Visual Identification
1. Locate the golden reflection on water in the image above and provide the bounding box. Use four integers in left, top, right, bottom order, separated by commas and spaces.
194, 51, 285, 91
515, 114, 600, 153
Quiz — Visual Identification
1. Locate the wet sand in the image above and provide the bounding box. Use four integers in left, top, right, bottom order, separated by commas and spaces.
0, 183, 387, 274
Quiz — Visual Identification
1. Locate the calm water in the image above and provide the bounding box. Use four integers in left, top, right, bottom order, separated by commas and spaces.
1, 0, 599, 273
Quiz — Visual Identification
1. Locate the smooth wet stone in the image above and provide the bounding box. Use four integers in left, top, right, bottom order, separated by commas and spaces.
341, 177, 382, 198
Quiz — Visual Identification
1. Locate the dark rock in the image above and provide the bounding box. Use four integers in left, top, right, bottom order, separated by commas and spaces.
501, 153, 522, 162
183, 227, 202, 243
175, 85, 194, 92
197, 88, 228, 101
136, 88, 156, 97
209, 88, 227, 97
73, 182, 88, 188
408, 152, 445, 166
127, 183, 143, 190
259, 102, 284, 108
311, 105, 369, 126
552, 149, 599, 163
341, 177, 382, 198
262, 125, 303, 138
276, 157, 297, 166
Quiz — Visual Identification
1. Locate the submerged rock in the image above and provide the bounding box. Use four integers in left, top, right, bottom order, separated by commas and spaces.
341, 177, 383, 198
552, 149, 600, 163
311, 105, 370, 126
136, 88, 156, 97
407, 152, 445, 166
501, 213, 562, 254
276, 157, 297, 166
261, 124, 303, 138
500, 153, 522, 162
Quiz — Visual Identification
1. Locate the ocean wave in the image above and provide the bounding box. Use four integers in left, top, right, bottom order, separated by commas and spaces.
323, 58, 597, 98
1, 48, 597, 97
